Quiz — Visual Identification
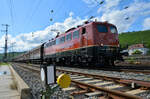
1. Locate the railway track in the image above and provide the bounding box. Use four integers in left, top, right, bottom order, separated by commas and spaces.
94, 67, 150, 74
11, 63, 150, 99
14, 62, 150, 74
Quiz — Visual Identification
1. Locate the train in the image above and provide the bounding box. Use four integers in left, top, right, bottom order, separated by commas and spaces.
13, 21, 123, 66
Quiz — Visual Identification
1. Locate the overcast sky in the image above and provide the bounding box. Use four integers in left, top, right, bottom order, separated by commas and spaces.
0, 0, 150, 53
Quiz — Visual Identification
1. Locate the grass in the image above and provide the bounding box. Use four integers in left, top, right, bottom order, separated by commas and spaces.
0, 62, 9, 66
10, 80, 18, 90
9, 66, 18, 90
126, 57, 136, 64
125, 57, 141, 64
119, 30, 150, 49
0, 52, 25, 61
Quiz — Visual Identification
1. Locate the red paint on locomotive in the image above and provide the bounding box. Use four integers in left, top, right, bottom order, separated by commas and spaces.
13, 21, 122, 65
44, 21, 119, 56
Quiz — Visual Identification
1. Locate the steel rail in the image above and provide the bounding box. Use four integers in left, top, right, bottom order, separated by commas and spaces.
23, 63, 150, 74
15, 63, 150, 74
12, 63, 150, 88
71, 80, 141, 99
57, 69, 150, 88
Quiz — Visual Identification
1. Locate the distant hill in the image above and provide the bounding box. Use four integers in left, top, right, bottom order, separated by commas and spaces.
119, 30, 150, 49
0, 52, 25, 61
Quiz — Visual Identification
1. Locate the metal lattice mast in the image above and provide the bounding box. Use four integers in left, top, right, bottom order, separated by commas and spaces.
1, 24, 9, 61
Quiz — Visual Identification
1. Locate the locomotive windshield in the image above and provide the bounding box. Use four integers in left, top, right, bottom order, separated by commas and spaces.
97, 24, 108, 33
110, 26, 117, 33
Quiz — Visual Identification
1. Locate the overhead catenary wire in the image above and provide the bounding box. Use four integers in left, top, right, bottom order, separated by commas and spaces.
24, 0, 43, 31
6, 0, 15, 35
79, 0, 104, 18
49, 0, 68, 24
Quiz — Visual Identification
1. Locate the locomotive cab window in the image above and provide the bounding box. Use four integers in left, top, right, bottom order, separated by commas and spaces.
56, 38, 60, 45
97, 24, 108, 33
45, 43, 49, 47
110, 26, 117, 33
52, 40, 56, 45
49, 42, 52, 46
66, 33, 72, 41
60, 36, 65, 43
73, 30, 79, 39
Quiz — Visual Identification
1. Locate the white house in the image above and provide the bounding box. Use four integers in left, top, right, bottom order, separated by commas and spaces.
128, 44, 149, 55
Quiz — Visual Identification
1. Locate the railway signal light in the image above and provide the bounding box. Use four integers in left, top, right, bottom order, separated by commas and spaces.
40, 64, 71, 98
40, 64, 71, 87
57, 74, 71, 88
40, 65, 56, 85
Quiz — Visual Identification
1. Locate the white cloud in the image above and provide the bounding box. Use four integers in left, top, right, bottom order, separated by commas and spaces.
0, 47, 3, 51
143, 17, 150, 30
98, 0, 150, 33
97, 0, 121, 13
82, 0, 97, 7
69, 12, 74, 17
98, 10, 136, 33
0, 13, 87, 53
83, 0, 150, 33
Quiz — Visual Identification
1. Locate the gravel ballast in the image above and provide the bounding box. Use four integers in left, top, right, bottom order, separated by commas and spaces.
12, 64, 150, 99
12, 65, 70, 99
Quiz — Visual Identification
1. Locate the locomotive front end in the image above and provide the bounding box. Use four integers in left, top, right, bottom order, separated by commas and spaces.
92, 22, 123, 65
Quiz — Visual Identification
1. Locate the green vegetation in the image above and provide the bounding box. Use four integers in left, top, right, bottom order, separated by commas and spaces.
0, 62, 9, 66
119, 30, 150, 49
0, 52, 25, 61
10, 80, 17, 90
147, 49, 150, 55
127, 57, 136, 64
41, 85, 59, 99
132, 50, 142, 55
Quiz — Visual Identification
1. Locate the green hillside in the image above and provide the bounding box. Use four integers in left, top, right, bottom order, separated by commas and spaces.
0, 52, 24, 61
119, 30, 150, 48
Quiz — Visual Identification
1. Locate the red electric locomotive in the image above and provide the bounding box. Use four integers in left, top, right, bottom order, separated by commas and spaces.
43, 21, 123, 66
13, 21, 123, 66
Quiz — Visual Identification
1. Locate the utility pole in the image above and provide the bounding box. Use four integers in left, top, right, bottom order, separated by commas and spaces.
11, 42, 16, 58
1, 24, 9, 62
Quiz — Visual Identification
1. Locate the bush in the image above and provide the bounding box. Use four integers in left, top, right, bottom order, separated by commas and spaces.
132, 50, 142, 55
127, 57, 135, 64
147, 49, 150, 55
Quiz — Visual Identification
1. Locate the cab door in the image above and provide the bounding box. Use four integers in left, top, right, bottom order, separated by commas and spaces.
81, 27, 88, 47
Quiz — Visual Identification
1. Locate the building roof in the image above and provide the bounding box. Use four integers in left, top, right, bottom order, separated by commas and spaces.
128, 44, 145, 50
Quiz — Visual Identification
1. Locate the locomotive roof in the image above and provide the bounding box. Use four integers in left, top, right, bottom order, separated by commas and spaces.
30, 44, 42, 51
45, 21, 115, 43
14, 44, 42, 59
64, 21, 115, 34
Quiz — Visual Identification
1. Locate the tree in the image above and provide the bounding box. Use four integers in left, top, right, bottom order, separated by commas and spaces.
132, 50, 142, 55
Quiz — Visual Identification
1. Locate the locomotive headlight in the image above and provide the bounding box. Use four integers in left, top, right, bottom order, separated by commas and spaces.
110, 48, 113, 51
101, 43, 104, 46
